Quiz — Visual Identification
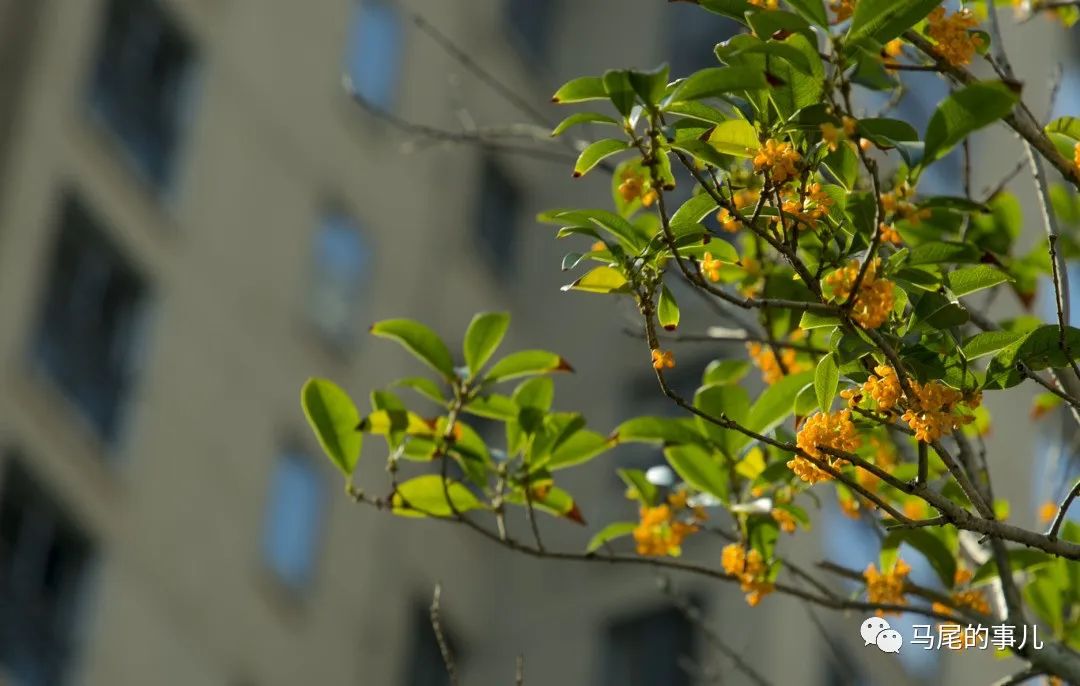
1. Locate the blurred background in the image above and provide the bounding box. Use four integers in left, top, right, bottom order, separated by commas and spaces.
0, 1, 1077, 684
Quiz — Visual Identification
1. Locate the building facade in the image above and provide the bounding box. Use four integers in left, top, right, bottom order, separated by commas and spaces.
0, 1, 1074, 685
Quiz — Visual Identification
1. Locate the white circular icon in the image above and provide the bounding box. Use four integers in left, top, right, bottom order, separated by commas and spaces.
876, 629, 903, 653
860, 616, 903, 653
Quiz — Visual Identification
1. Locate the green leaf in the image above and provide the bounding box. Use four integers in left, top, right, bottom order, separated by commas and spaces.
671, 193, 720, 228
799, 311, 842, 329
357, 409, 434, 436
694, 384, 749, 458
573, 139, 630, 178
393, 377, 447, 405
551, 112, 618, 136
548, 430, 613, 470
586, 522, 638, 553
486, 350, 574, 383
691, 0, 752, 21
922, 81, 1020, 168
392, 476, 482, 517
463, 312, 510, 378
746, 10, 815, 47
785, 0, 828, 27
703, 359, 751, 386
561, 266, 630, 293
907, 241, 980, 266
658, 286, 681, 331
629, 64, 671, 106
857, 117, 919, 147
301, 378, 362, 477
670, 67, 768, 103
670, 140, 729, 168
1046, 116, 1080, 143
612, 416, 704, 446
741, 371, 815, 445
371, 319, 455, 380
961, 330, 1026, 360
815, 353, 840, 413
882, 529, 956, 589
664, 444, 729, 501
603, 69, 636, 116
847, 0, 943, 44
552, 76, 607, 104
971, 550, 1054, 585
945, 265, 1012, 297
463, 393, 518, 420
708, 119, 761, 157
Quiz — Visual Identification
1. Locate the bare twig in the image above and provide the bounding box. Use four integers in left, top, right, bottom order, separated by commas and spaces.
430, 584, 459, 686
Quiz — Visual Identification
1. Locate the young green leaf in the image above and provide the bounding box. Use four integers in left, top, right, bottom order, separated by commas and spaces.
658, 285, 681, 331
708, 119, 760, 157
371, 319, 456, 380
573, 139, 630, 178
551, 112, 618, 137
664, 444, 729, 501
669, 67, 768, 103
301, 378, 362, 477
611, 416, 706, 446
552, 76, 607, 104
463, 311, 510, 378
485, 350, 574, 383
585, 522, 638, 553
391, 475, 482, 517
945, 265, 1012, 297
814, 353, 840, 413
561, 266, 630, 294
784, 0, 828, 27
846, 0, 942, 44
629, 64, 670, 107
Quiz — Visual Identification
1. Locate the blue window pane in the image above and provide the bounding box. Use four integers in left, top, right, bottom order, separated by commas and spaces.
308, 213, 371, 346
344, 1, 402, 109
261, 453, 325, 590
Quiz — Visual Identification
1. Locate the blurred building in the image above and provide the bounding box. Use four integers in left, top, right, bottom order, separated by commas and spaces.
0, 0, 1074, 685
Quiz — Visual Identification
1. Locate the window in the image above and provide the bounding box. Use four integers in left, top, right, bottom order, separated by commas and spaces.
88, 0, 197, 188
601, 605, 695, 686
475, 158, 522, 279
504, 0, 554, 61
344, 0, 403, 109
33, 193, 150, 444
307, 212, 372, 348
0, 457, 94, 686
261, 452, 326, 591
402, 601, 459, 686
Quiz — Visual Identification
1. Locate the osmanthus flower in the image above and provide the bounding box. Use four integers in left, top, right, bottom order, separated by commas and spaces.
771, 507, 798, 533
878, 223, 902, 246
651, 349, 675, 370
940, 567, 991, 616
864, 558, 911, 614
1075, 142, 1080, 171
927, 7, 984, 67
824, 259, 896, 329
843, 365, 981, 442
820, 122, 843, 152
701, 251, 725, 281
748, 0, 779, 9
753, 139, 801, 184
790, 409, 860, 484
633, 491, 706, 557
617, 167, 658, 207
829, 0, 855, 23
746, 341, 809, 385
715, 208, 740, 234
1039, 500, 1059, 525
883, 39, 905, 58
721, 543, 775, 606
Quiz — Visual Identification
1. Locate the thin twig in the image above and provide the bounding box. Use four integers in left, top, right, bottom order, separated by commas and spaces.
430, 584, 459, 686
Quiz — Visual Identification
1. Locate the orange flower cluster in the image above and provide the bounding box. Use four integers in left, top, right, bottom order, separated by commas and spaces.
878, 223, 902, 246
733, 188, 760, 210
772, 508, 798, 533
748, 0, 779, 8
753, 139, 801, 184
844, 365, 981, 442
778, 183, 833, 229
864, 558, 911, 615
617, 168, 658, 206
881, 188, 931, 226
1075, 142, 1080, 171
932, 568, 991, 618
927, 7, 984, 67
883, 39, 904, 58
829, 0, 855, 23
716, 208, 740, 233
633, 492, 704, 557
1039, 500, 1059, 524
651, 349, 675, 370
790, 410, 860, 484
701, 252, 724, 281
824, 259, 895, 329
820, 122, 843, 152
722, 543, 775, 606
854, 435, 898, 493
747, 342, 809, 385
